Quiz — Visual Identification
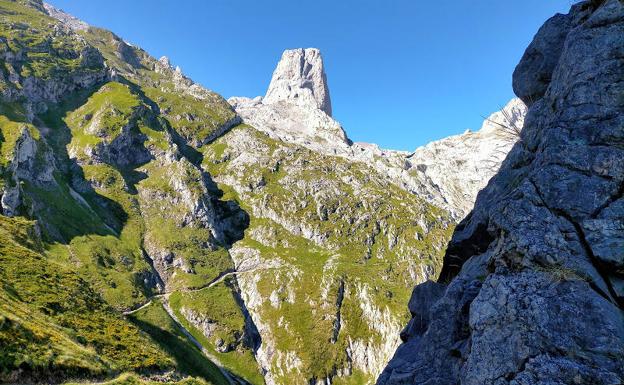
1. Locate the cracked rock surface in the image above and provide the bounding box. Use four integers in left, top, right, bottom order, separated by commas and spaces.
378, 1, 624, 384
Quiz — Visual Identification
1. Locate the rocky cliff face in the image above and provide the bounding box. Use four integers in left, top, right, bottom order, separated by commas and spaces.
228, 48, 349, 155
230, 50, 526, 219
407, 98, 526, 216
264, 48, 332, 116
378, 1, 624, 384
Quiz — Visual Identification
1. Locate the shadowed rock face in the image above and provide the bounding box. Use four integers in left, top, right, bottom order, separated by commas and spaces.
378, 1, 624, 384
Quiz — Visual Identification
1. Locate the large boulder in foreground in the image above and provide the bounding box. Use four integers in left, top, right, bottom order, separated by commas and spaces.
378, 1, 624, 384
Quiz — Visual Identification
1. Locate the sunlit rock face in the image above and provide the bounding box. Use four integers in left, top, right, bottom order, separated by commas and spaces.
379, 1, 624, 384
230, 49, 526, 220
264, 48, 333, 117
407, 98, 527, 217
228, 47, 349, 154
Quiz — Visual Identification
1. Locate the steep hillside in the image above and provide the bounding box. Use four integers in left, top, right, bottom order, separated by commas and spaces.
218, 49, 524, 384
0, 1, 246, 383
200, 124, 453, 384
0, 1, 524, 385
379, 1, 624, 384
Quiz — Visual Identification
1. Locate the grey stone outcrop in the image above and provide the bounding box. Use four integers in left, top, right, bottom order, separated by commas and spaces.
378, 1, 624, 384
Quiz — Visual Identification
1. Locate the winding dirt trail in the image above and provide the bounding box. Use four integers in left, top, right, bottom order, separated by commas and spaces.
161, 300, 244, 385
120, 266, 279, 384
123, 266, 277, 316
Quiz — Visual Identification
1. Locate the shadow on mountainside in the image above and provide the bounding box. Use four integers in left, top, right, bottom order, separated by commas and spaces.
128, 303, 231, 385
34, 78, 250, 249
35, 83, 131, 242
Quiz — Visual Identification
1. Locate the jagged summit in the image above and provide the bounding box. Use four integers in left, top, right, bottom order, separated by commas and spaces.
229, 47, 527, 218
264, 48, 332, 116
43, 2, 89, 31
228, 48, 348, 150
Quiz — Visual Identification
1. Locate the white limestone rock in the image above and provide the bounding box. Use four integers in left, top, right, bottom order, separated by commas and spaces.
228, 48, 350, 153
43, 3, 90, 31
264, 48, 332, 116
406, 98, 527, 217
230, 95, 349, 153
229, 48, 527, 219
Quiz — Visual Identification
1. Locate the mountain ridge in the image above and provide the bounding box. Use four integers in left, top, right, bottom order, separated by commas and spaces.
229, 48, 526, 219
0, 2, 541, 385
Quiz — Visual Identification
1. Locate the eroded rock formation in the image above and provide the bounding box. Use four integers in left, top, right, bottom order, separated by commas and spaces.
264, 48, 332, 116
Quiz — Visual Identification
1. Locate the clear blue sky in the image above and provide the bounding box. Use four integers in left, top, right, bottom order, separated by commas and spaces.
49, 0, 574, 150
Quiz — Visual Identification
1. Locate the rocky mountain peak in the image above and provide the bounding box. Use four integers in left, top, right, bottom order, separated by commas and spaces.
43, 2, 90, 31
228, 48, 347, 150
479, 97, 526, 135
158, 56, 172, 69
264, 48, 333, 116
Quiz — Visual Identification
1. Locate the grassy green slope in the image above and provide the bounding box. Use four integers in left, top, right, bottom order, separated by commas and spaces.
198, 125, 454, 384
127, 300, 227, 385
64, 373, 211, 385
0, 1, 253, 383
0, 216, 173, 383
0, 1, 456, 385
